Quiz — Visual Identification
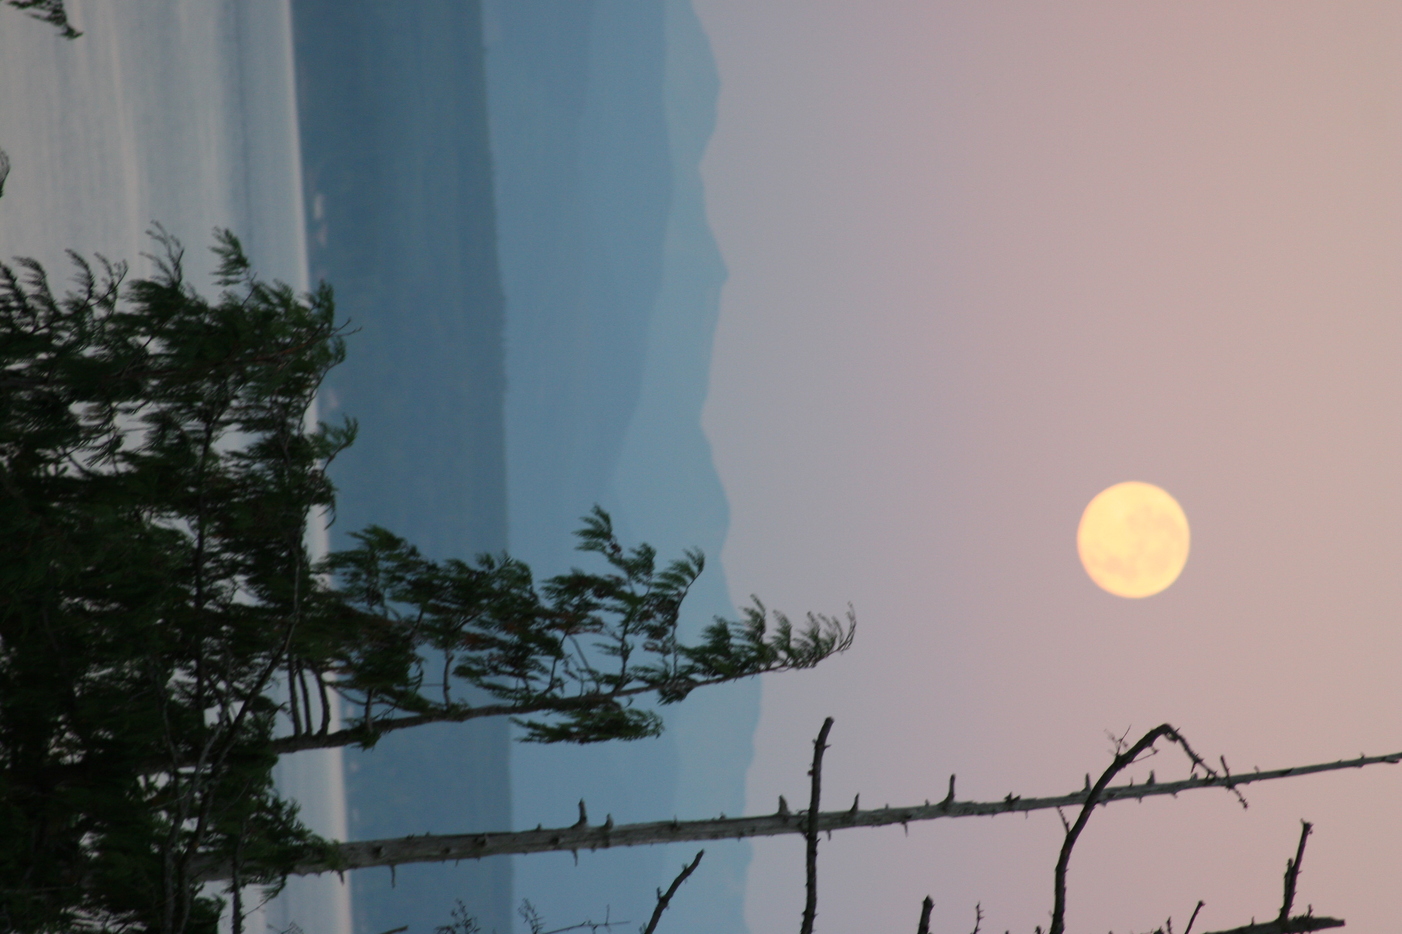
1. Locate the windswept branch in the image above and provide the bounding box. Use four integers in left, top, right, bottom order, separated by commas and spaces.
4, 0, 80, 39
295, 517, 856, 752
266, 665, 837, 756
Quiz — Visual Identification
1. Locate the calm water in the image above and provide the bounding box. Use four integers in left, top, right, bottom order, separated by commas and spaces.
292, 2, 512, 931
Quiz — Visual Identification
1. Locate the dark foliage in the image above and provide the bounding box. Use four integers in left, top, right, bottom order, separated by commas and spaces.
317, 513, 853, 748
4, 0, 80, 39
0, 231, 850, 932
0, 230, 339, 931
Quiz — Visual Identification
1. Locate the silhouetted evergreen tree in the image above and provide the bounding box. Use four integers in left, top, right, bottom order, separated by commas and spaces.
0, 230, 851, 932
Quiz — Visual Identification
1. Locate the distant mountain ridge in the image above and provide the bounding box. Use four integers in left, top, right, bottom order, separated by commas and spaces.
288, 1, 750, 931
487, 2, 755, 931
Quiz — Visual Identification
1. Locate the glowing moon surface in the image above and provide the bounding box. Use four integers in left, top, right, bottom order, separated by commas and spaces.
1077, 481, 1190, 598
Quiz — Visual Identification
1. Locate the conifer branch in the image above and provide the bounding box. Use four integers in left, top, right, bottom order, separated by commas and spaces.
4, 0, 80, 39
265, 663, 846, 755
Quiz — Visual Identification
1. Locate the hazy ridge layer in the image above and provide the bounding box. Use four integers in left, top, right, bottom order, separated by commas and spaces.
488, 2, 755, 931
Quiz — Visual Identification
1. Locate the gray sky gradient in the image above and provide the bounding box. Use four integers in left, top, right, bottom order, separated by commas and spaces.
696, 3, 1402, 932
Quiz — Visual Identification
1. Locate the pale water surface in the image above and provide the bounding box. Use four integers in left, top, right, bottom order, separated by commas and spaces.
0, 4, 349, 931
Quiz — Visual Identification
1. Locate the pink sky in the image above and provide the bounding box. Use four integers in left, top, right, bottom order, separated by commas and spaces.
694, 3, 1402, 932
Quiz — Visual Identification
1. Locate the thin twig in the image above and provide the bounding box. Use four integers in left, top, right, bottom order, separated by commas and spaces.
801, 717, 835, 934
1184, 901, 1205, 934
640, 850, 703, 934
541, 921, 627, 934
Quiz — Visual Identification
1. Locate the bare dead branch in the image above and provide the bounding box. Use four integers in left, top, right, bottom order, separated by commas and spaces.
917, 896, 934, 934
1196, 822, 1342, 934
193, 745, 1402, 881
1050, 725, 1219, 934
801, 717, 835, 934
1199, 918, 1343, 934
640, 850, 703, 934
1277, 822, 1312, 927
1184, 901, 1205, 934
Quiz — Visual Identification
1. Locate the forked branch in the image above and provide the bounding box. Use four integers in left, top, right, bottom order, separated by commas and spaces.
1050, 724, 1222, 934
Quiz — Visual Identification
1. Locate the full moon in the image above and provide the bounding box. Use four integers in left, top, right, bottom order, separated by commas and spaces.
1077, 481, 1190, 598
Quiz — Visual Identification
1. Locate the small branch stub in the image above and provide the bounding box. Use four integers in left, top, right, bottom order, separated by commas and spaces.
917, 896, 934, 934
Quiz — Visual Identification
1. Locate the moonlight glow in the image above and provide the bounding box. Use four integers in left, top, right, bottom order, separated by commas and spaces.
1077, 482, 1190, 598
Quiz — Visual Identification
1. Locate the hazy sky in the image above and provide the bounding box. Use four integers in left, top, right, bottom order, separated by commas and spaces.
694, 4, 1402, 932
8, 5, 1402, 933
